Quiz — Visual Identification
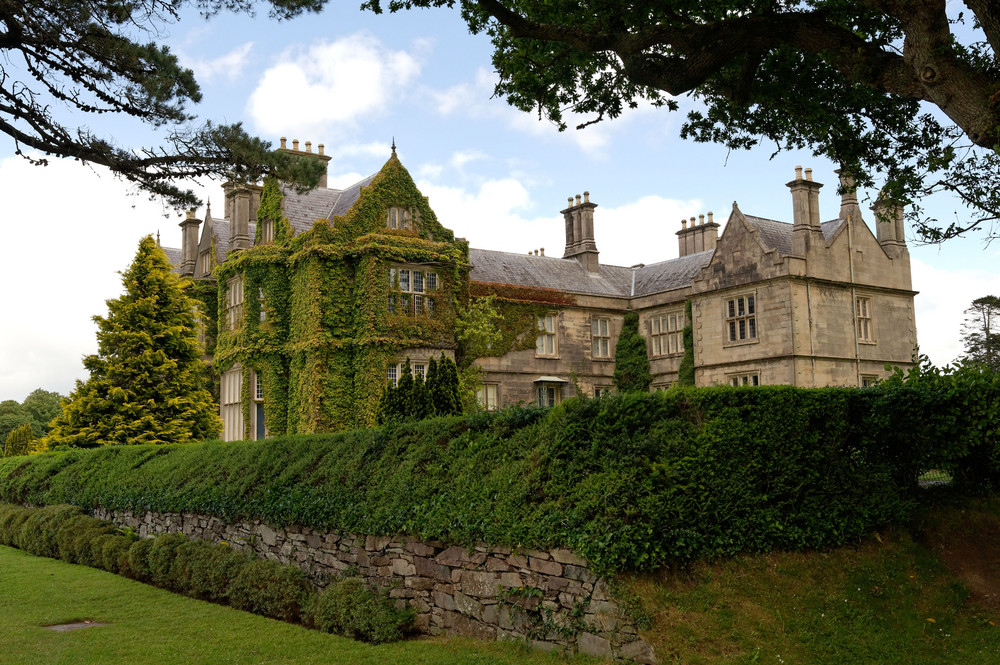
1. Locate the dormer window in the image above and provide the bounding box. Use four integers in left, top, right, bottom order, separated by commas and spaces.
387, 207, 412, 230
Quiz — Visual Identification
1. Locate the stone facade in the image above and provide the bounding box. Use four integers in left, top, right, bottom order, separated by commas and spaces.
92, 507, 656, 663
162, 144, 917, 439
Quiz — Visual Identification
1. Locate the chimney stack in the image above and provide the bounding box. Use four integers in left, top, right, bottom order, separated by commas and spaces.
872, 192, 907, 257
836, 168, 862, 221
277, 136, 332, 188
561, 191, 600, 272
787, 165, 824, 256
676, 211, 719, 257
178, 208, 200, 275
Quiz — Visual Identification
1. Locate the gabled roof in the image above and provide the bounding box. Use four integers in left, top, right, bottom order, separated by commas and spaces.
744, 215, 848, 255
282, 186, 341, 235
329, 174, 377, 219
161, 246, 184, 275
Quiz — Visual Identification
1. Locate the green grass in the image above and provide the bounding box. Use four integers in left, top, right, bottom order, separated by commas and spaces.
0, 545, 602, 665
623, 508, 1000, 665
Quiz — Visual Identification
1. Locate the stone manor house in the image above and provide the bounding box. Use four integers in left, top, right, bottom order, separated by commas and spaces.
164, 139, 916, 441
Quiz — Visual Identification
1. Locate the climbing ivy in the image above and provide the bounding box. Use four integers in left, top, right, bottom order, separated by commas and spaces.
613, 312, 652, 392
678, 300, 695, 386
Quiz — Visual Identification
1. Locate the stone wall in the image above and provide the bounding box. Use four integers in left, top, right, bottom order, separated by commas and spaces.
92, 508, 656, 664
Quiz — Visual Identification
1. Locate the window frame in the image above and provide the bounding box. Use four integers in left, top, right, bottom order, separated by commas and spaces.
728, 372, 760, 387
650, 309, 686, 357
536, 383, 561, 407
591, 316, 612, 359
476, 383, 499, 411
724, 292, 758, 345
226, 276, 244, 331
387, 264, 439, 318
855, 295, 875, 343
536, 313, 558, 357
386, 206, 412, 230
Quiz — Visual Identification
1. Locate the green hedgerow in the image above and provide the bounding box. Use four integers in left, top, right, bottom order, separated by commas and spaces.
308, 577, 414, 644
228, 558, 312, 623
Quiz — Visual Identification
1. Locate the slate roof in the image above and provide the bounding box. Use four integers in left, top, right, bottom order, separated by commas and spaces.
282, 186, 341, 235
632, 251, 714, 297
330, 174, 377, 219
744, 215, 847, 255
161, 246, 184, 275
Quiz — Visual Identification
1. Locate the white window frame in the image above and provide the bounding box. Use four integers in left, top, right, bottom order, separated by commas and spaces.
221, 365, 244, 441
592, 317, 611, 359
476, 383, 499, 411
728, 372, 760, 387
387, 364, 399, 387
226, 276, 244, 331
388, 265, 439, 318
856, 295, 874, 343
536, 314, 557, 357
725, 293, 757, 344
537, 383, 561, 407
258, 288, 266, 323
651, 309, 685, 356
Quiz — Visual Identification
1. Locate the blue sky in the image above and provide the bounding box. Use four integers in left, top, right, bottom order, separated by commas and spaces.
1, 2, 998, 401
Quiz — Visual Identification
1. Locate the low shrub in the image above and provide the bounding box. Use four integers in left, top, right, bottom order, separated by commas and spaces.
228, 559, 312, 623
308, 577, 414, 644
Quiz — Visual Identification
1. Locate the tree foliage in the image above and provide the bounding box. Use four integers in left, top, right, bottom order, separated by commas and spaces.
378, 354, 461, 423
358, 0, 1000, 243
0, 389, 62, 442
961, 295, 1000, 371
45, 236, 221, 447
613, 312, 652, 393
2, 423, 32, 457
0, 0, 325, 207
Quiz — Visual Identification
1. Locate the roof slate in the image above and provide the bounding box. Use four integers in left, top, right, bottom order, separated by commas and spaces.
469, 249, 633, 297
329, 174, 377, 219
282, 186, 341, 235
632, 251, 714, 297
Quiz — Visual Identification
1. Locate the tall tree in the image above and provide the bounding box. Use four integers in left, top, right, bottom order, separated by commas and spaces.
0, 401, 32, 446
613, 312, 652, 393
961, 295, 1000, 371
1, 0, 325, 207
361, 0, 1000, 243
46, 236, 221, 447
3, 423, 32, 457
21, 389, 62, 437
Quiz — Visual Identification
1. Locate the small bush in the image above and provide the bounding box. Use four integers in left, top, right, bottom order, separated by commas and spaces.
15, 504, 82, 557
125, 537, 155, 582
183, 541, 252, 602
308, 578, 414, 644
146, 532, 189, 589
228, 559, 311, 623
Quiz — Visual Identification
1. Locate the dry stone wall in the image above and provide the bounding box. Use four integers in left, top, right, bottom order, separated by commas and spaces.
92, 508, 656, 663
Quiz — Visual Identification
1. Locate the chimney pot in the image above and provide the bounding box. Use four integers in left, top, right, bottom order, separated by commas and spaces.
280, 137, 287, 149
568, 197, 574, 206
805, 168, 813, 182
318, 143, 325, 155
699, 214, 705, 225
583, 191, 590, 203
186, 208, 197, 220
305, 141, 312, 153
540, 248, 545, 256
690, 217, 696, 226
795, 165, 803, 180
292, 139, 299, 151
575, 194, 582, 206
681, 218, 687, 229
708, 211, 714, 224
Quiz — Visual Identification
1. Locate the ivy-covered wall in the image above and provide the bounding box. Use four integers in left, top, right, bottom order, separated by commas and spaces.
213, 155, 471, 438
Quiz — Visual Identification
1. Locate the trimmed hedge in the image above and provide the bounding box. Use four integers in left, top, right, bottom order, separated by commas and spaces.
0, 504, 411, 642
1, 379, 997, 573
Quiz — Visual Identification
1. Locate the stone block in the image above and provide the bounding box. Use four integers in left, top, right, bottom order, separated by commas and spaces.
498, 572, 523, 588
563, 564, 594, 583
413, 556, 452, 581
578, 632, 612, 659
619, 639, 659, 665
486, 556, 511, 572
528, 557, 562, 576
392, 558, 417, 577
412, 613, 431, 633
305, 534, 322, 548
405, 540, 437, 557
454, 592, 483, 619
433, 590, 457, 611
458, 570, 499, 598
507, 554, 529, 569
592, 579, 609, 601
406, 576, 435, 591
523, 549, 550, 560
257, 524, 277, 547
550, 548, 588, 566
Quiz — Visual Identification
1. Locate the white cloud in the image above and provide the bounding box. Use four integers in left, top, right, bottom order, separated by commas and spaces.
248, 33, 423, 137
0, 155, 208, 401
181, 43, 254, 84
910, 257, 1000, 367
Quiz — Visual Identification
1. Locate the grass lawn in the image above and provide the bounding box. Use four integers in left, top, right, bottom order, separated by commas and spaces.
0, 545, 602, 665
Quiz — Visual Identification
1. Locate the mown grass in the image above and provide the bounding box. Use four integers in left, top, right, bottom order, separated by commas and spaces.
0, 545, 603, 665
623, 498, 1000, 664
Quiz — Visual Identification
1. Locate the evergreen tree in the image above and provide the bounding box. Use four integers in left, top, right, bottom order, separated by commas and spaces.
377, 382, 398, 425
411, 373, 433, 420
613, 312, 653, 393
21, 389, 62, 437
395, 358, 415, 420
46, 236, 222, 447
3, 423, 32, 457
961, 296, 1000, 371
425, 356, 440, 413
434, 354, 461, 416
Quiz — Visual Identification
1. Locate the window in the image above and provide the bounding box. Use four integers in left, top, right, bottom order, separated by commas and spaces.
856, 296, 874, 342
226, 277, 244, 331
255, 372, 264, 400
537, 384, 560, 407
477, 384, 499, 411
413, 363, 426, 381
726, 294, 757, 343
651, 310, 685, 356
387, 207, 412, 230
200, 252, 212, 276
387, 362, 429, 386
258, 288, 266, 323
861, 374, 879, 387
594, 386, 612, 398
221, 366, 243, 441
387, 364, 398, 387
536, 314, 557, 356
261, 220, 274, 244
729, 373, 760, 387
592, 317, 611, 359
388, 265, 439, 317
